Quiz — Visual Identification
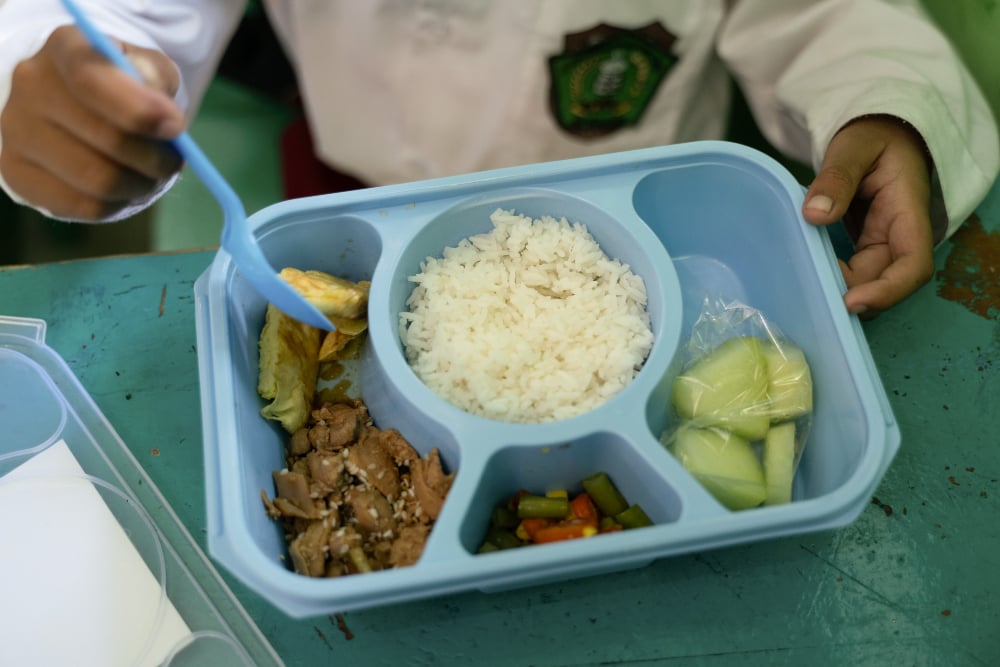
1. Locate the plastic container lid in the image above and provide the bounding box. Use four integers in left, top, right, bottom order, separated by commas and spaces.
0, 316, 282, 667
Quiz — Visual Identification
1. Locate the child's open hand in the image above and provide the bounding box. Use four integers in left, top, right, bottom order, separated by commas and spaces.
0, 25, 185, 220
802, 115, 935, 316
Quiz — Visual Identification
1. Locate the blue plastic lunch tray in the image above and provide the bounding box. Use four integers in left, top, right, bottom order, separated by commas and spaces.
194, 141, 899, 618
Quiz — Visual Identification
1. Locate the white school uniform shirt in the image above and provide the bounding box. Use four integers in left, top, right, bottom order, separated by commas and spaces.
0, 0, 996, 240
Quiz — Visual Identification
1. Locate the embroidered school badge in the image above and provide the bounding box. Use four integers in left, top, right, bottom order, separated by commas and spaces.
548, 22, 677, 137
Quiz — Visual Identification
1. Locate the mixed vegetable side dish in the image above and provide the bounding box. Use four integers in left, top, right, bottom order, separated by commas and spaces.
478, 472, 653, 552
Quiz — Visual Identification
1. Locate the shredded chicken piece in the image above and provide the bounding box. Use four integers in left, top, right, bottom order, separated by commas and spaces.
308, 401, 363, 451
410, 448, 455, 521
347, 428, 400, 498
376, 428, 420, 468
390, 524, 431, 568
306, 450, 345, 489
272, 470, 321, 519
327, 526, 362, 560
288, 428, 312, 456
289, 520, 333, 577
345, 487, 395, 535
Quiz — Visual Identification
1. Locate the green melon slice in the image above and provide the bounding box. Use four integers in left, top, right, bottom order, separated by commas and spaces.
761, 340, 813, 422
671, 426, 766, 511
670, 336, 771, 441
763, 422, 797, 505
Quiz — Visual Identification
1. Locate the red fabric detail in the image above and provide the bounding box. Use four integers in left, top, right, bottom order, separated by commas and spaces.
280, 116, 368, 199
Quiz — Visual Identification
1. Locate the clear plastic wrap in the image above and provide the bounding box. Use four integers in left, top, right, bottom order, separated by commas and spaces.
659, 297, 814, 510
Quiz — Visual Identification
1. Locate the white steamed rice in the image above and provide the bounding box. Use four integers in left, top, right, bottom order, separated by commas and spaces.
399, 208, 654, 423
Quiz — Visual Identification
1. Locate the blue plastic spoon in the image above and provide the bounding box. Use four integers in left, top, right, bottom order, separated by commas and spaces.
60, 0, 333, 331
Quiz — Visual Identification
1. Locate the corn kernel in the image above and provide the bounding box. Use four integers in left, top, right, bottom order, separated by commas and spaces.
582, 526, 598, 538
546, 489, 568, 499
515, 523, 530, 541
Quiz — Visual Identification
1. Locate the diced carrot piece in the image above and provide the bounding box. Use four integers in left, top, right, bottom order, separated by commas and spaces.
518, 517, 550, 541
570, 493, 599, 522
533, 523, 595, 544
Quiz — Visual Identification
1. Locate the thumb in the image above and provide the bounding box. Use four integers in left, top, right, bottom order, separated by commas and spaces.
802, 124, 880, 227
122, 44, 180, 98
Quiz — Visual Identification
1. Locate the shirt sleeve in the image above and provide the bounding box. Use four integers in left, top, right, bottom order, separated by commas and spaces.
717, 0, 999, 243
0, 0, 246, 221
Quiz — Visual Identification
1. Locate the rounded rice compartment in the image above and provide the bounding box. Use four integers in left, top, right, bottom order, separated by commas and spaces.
384, 189, 682, 426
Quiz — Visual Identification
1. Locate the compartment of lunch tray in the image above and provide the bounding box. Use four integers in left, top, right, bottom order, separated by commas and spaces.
458, 432, 683, 555
225, 213, 385, 555
632, 162, 873, 501
363, 186, 683, 430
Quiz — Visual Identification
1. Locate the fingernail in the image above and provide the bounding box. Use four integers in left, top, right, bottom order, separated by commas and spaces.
805, 194, 834, 214
155, 115, 184, 139
126, 52, 164, 90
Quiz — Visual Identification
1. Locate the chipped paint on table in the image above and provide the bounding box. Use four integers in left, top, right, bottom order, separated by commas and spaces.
938, 213, 1000, 320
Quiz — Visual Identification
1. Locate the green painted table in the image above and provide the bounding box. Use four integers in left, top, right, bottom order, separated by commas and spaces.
2, 181, 998, 666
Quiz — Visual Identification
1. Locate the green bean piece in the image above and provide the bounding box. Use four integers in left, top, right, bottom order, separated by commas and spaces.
478, 541, 500, 554
516, 495, 570, 519
614, 504, 654, 529
581, 472, 629, 517
491, 504, 519, 529
485, 526, 524, 550
599, 516, 620, 532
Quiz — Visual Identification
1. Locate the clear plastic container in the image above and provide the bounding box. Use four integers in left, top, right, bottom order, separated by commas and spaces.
0, 316, 282, 666
194, 141, 900, 617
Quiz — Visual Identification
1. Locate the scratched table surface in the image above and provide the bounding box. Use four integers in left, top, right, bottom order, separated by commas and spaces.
1, 179, 998, 667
